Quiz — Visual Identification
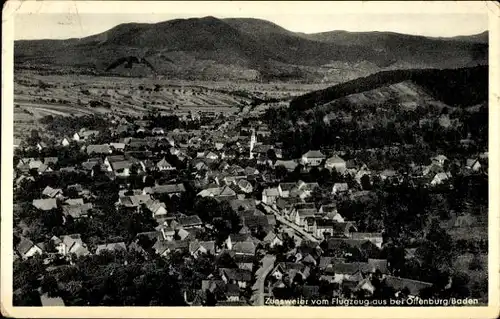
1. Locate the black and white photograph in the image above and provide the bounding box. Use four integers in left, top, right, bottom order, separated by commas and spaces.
2, 0, 499, 317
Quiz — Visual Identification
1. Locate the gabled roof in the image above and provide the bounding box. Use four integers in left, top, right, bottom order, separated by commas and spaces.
110, 143, 126, 150
62, 204, 92, 219
228, 233, 253, 243
383, 275, 432, 296
189, 240, 215, 254
32, 198, 57, 211
325, 155, 346, 164
220, 268, 252, 282
263, 188, 279, 196
332, 183, 349, 192
95, 242, 127, 255
297, 209, 317, 218
42, 186, 63, 198
152, 184, 186, 194
86, 144, 111, 155
232, 241, 256, 255
40, 293, 65, 306
17, 237, 38, 256
274, 160, 298, 170
219, 185, 237, 197
279, 183, 297, 192
157, 157, 174, 168
44, 157, 58, 165
64, 198, 84, 206
302, 150, 325, 159
177, 215, 203, 227
293, 202, 316, 210
152, 239, 189, 255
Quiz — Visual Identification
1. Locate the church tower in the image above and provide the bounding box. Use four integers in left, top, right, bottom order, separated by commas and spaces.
249, 128, 257, 159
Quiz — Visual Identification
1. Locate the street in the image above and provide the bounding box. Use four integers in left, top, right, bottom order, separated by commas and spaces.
251, 254, 276, 306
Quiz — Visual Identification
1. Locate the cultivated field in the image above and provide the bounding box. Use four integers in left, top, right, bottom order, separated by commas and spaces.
13, 70, 328, 141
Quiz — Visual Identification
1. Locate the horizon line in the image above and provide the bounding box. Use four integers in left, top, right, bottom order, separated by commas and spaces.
14, 15, 489, 41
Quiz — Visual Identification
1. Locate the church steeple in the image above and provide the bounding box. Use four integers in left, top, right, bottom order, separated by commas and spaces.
249, 128, 257, 159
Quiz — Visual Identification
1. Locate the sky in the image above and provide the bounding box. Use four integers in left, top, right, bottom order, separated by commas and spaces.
12, 1, 490, 40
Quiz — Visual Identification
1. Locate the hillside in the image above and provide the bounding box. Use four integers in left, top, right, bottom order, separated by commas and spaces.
289, 66, 488, 112
14, 17, 488, 82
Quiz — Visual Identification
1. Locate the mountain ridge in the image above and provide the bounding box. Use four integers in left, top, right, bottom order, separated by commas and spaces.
14, 16, 489, 82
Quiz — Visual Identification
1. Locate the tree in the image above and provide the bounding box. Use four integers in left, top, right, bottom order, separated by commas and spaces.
360, 174, 372, 190
41, 274, 60, 297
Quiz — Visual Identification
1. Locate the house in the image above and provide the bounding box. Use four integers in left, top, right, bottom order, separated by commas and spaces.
431, 155, 448, 166
230, 254, 254, 271
328, 222, 357, 238
244, 166, 260, 176
311, 218, 350, 240
32, 198, 58, 211
430, 172, 451, 185
194, 160, 209, 171
64, 198, 84, 206
301, 150, 326, 167
28, 159, 44, 171
324, 155, 347, 173
61, 137, 71, 147
110, 143, 126, 152
72, 132, 81, 142
86, 144, 112, 155
269, 262, 311, 284
156, 158, 176, 171
225, 233, 256, 251
466, 158, 482, 172
220, 268, 252, 288
62, 204, 92, 220
156, 225, 176, 241
42, 186, 63, 198
237, 179, 253, 193
263, 231, 283, 248
203, 151, 219, 161
145, 200, 169, 220
39, 292, 65, 307
152, 239, 189, 257
189, 240, 216, 257
318, 204, 344, 221
291, 208, 316, 228
332, 183, 349, 195
44, 157, 58, 166
294, 181, 319, 199
110, 160, 135, 177
152, 127, 165, 135
383, 276, 433, 298
52, 234, 90, 257
17, 237, 43, 259
325, 262, 366, 283
278, 183, 296, 198
152, 183, 186, 197
262, 188, 279, 205
379, 169, 397, 181
95, 242, 127, 255
119, 194, 152, 208
176, 215, 203, 229
232, 241, 257, 256
350, 232, 384, 248
274, 160, 298, 172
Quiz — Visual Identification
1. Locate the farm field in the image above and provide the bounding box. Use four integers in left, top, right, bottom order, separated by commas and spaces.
13, 70, 321, 141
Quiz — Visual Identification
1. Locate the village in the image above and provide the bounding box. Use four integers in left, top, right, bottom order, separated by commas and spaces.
13, 103, 488, 306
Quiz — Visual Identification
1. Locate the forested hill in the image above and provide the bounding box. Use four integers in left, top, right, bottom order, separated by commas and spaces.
289, 66, 488, 113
